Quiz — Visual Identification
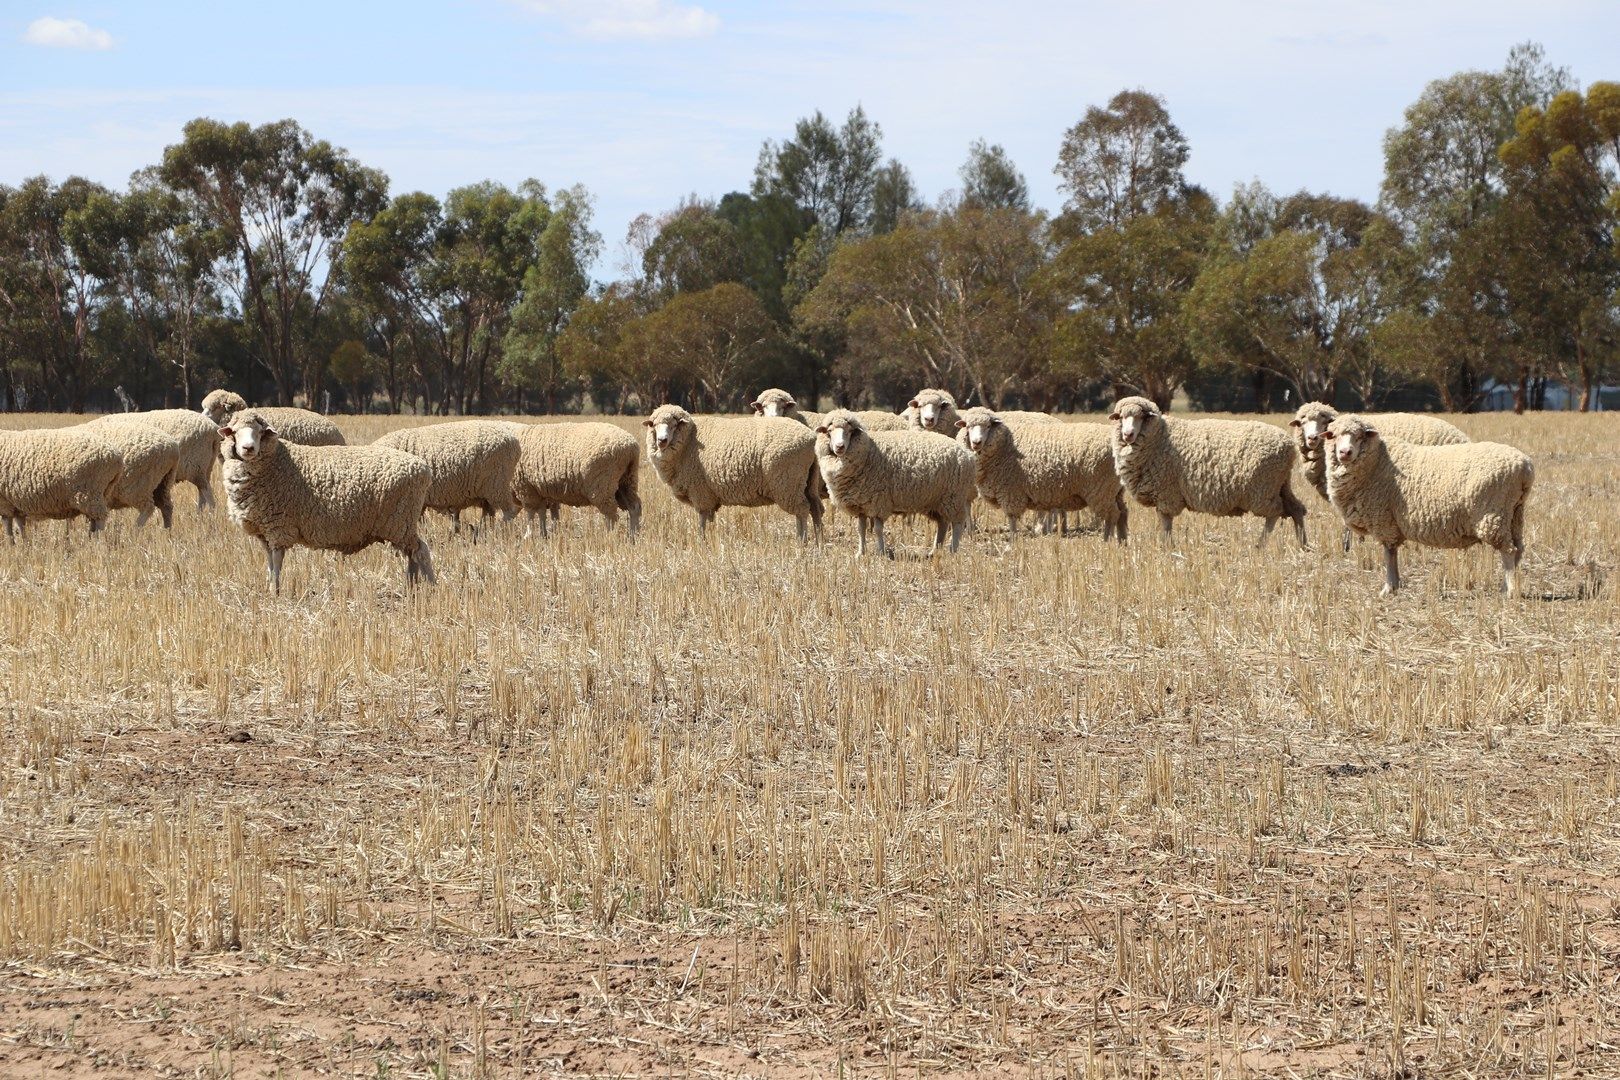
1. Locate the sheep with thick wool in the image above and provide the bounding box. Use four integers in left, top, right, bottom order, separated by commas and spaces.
372, 420, 520, 533
903, 388, 1057, 437
1324, 414, 1532, 598
1109, 396, 1307, 546
218, 410, 434, 593
84, 417, 181, 528
645, 404, 823, 541
1290, 401, 1468, 502
956, 407, 1126, 542
749, 388, 822, 429
96, 410, 221, 509
815, 409, 976, 556
0, 428, 122, 539
508, 421, 641, 537
201, 389, 346, 446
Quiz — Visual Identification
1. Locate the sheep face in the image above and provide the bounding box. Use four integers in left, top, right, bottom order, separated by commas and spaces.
908, 389, 955, 432
1289, 404, 1339, 459
751, 390, 797, 418
955, 408, 1002, 453
644, 406, 692, 456
1326, 417, 1380, 470
1109, 398, 1160, 448
219, 411, 279, 464
815, 410, 865, 458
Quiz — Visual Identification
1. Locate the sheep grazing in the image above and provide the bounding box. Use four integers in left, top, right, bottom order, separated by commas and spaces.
0, 428, 122, 539
815, 409, 976, 556
509, 421, 642, 538
97, 410, 221, 509
200, 390, 346, 446
749, 388, 821, 429
1290, 402, 1468, 502
645, 404, 823, 541
84, 417, 182, 528
372, 420, 520, 535
956, 407, 1126, 543
1110, 396, 1307, 547
218, 410, 434, 594
1324, 414, 1533, 598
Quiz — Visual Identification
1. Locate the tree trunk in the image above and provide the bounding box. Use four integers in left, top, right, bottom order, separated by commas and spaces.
1513, 371, 1528, 414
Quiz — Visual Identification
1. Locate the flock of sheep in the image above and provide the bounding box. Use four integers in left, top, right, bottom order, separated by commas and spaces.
0, 385, 1534, 598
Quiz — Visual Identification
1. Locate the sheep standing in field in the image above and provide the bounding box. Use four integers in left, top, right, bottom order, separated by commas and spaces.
218, 410, 434, 593
372, 420, 520, 536
1110, 396, 1307, 547
84, 418, 181, 528
0, 428, 122, 539
97, 410, 221, 509
749, 388, 821, 429
904, 388, 1058, 437
1291, 403, 1470, 552
815, 410, 976, 556
1290, 402, 1468, 502
201, 389, 345, 446
1324, 414, 1532, 598
509, 421, 641, 538
956, 407, 1126, 543
645, 404, 823, 541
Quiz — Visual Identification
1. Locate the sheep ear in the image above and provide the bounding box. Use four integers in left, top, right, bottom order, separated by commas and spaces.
908, 399, 920, 409
815, 425, 828, 434
217, 426, 233, 439
749, 402, 762, 413
261, 426, 278, 440
1108, 411, 1121, 421
954, 419, 966, 428
642, 419, 654, 427
991, 417, 1003, 426
1288, 418, 1301, 428
1360, 427, 1378, 442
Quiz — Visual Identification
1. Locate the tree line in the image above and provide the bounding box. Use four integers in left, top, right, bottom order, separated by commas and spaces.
1, 43, 1614, 415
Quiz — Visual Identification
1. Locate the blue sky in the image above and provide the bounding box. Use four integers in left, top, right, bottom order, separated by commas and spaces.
3, 1, 1616, 278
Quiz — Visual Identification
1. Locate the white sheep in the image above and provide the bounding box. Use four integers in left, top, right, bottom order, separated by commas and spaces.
1290, 402, 1468, 502
645, 404, 823, 541
1109, 396, 1307, 547
372, 420, 520, 535
904, 388, 1058, 436
814, 409, 976, 556
218, 410, 434, 593
749, 388, 822, 429
508, 421, 642, 538
0, 428, 122, 539
96, 410, 221, 509
201, 390, 346, 446
956, 407, 1126, 542
1324, 414, 1533, 597
84, 417, 182, 528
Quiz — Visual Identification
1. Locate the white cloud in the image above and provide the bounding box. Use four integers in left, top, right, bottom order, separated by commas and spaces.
514, 0, 719, 41
21, 16, 115, 50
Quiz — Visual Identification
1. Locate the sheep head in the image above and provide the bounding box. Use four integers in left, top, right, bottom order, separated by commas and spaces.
1109, 397, 1161, 448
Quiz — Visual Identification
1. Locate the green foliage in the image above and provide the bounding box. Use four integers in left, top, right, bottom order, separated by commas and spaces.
960, 140, 1030, 213
753, 107, 885, 238
1055, 90, 1190, 234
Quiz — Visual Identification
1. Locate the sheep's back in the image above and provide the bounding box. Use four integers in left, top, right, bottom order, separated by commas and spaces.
1165, 419, 1294, 514
689, 417, 815, 498
0, 429, 122, 517
516, 422, 638, 503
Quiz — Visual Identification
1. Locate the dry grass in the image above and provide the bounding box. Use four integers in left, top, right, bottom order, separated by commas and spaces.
0, 410, 1615, 1078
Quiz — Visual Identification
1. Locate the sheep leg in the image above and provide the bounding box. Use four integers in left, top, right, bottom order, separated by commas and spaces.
137, 507, 154, 527
198, 482, 216, 511
930, 517, 947, 556
265, 542, 285, 595
1006, 512, 1021, 541
857, 516, 868, 555
1158, 512, 1174, 545
408, 538, 437, 587
1256, 517, 1278, 548
796, 514, 808, 543
2, 515, 12, 544
1341, 526, 1352, 553
1500, 547, 1521, 599
697, 510, 715, 539
949, 521, 965, 553
1381, 544, 1401, 597
873, 517, 889, 557
159, 493, 174, 529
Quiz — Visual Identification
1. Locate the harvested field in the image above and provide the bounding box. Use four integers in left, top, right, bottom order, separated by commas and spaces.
0, 411, 1615, 1078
